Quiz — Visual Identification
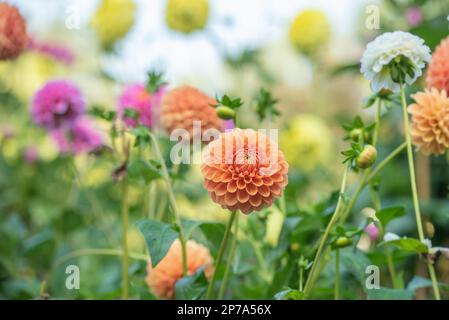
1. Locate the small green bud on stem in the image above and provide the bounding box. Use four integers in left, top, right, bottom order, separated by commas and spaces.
356, 144, 377, 169
216, 106, 236, 120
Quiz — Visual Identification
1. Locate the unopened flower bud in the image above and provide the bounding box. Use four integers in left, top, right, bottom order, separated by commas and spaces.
357, 144, 377, 169
364, 222, 380, 241
216, 106, 235, 120
333, 236, 353, 249
425, 221, 435, 238
290, 243, 300, 251
350, 128, 363, 142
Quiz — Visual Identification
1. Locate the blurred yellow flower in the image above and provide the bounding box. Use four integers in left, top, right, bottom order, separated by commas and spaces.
265, 207, 284, 247
280, 114, 333, 172
90, 0, 136, 48
289, 9, 330, 53
127, 228, 145, 253
166, 0, 209, 34
0, 52, 65, 102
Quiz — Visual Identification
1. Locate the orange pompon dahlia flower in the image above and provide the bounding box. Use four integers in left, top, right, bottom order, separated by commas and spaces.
201, 128, 289, 214
160, 86, 223, 140
145, 239, 213, 300
408, 88, 449, 155
0, 3, 27, 60
426, 36, 449, 93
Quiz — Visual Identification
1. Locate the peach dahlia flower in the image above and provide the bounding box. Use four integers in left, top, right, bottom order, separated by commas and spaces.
201, 128, 289, 214
0, 3, 28, 60
426, 36, 449, 94
408, 88, 449, 155
160, 86, 223, 140
145, 239, 213, 300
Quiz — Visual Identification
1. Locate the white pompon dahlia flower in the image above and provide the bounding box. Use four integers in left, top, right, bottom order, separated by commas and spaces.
360, 31, 431, 93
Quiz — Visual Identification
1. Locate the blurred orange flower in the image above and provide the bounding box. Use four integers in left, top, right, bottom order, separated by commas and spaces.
145, 239, 213, 300
0, 3, 27, 60
201, 128, 288, 214
160, 86, 223, 140
426, 36, 449, 94
408, 88, 449, 155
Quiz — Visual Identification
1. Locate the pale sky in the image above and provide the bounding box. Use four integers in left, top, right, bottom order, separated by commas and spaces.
9, 0, 376, 89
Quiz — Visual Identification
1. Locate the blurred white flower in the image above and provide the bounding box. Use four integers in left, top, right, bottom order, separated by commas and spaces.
360, 31, 431, 93
383, 232, 400, 242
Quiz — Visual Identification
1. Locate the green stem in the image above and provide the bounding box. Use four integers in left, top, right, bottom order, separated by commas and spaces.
206, 210, 237, 300
218, 212, 239, 299
54, 248, 149, 269
303, 163, 350, 298
367, 143, 407, 182
299, 268, 304, 292
339, 142, 406, 223
372, 99, 382, 146
121, 169, 129, 299
400, 84, 441, 300
385, 245, 400, 289
120, 133, 130, 300
400, 85, 424, 241
149, 132, 187, 276
335, 249, 340, 300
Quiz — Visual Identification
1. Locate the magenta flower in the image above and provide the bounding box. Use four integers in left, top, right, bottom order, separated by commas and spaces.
364, 223, 380, 242
223, 119, 235, 131
51, 117, 103, 154
28, 37, 75, 65
117, 84, 165, 128
23, 146, 38, 164
31, 80, 85, 129
406, 7, 423, 27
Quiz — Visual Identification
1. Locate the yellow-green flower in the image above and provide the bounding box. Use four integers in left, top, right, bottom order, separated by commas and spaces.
289, 9, 330, 53
165, 0, 209, 34
0, 52, 66, 102
90, 0, 136, 48
280, 114, 333, 172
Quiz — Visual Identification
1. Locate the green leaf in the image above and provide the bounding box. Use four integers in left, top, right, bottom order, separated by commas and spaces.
376, 206, 406, 229
410, 16, 449, 51
215, 94, 244, 110
274, 289, 304, 300
146, 70, 167, 94
174, 267, 209, 300
135, 219, 179, 267
255, 88, 280, 121
341, 250, 372, 286
198, 222, 228, 255
407, 276, 449, 292
182, 219, 204, 239
123, 108, 139, 119
367, 288, 414, 300
89, 105, 116, 121
382, 238, 428, 254
128, 159, 162, 183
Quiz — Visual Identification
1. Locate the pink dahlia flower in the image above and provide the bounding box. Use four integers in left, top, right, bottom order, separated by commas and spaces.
51, 117, 103, 154
118, 84, 165, 128
28, 37, 74, 65
31, 80, 85, 129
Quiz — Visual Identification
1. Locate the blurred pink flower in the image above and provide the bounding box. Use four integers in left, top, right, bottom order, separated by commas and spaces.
23, 146, 38, 164
223, 119, 235, 131
117, 84, 165, 128
1, 125, 14, 140
364, 223, 380, 242
406, 7, 423, 27
28, 37, 74, 65
51, 117, 103, 154
31, 80, 85, 129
